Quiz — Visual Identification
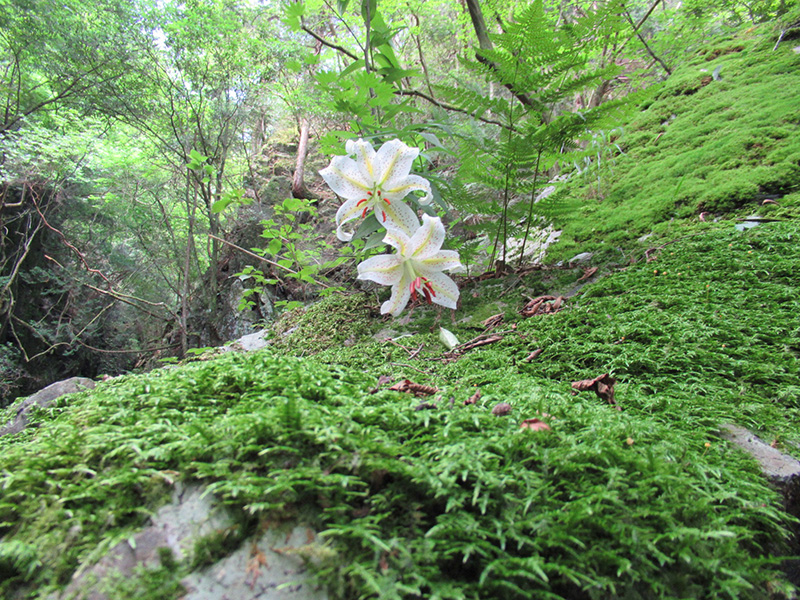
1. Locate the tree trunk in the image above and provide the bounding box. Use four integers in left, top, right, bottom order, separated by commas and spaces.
463, 0, 535, 110
291, 117, 311, 200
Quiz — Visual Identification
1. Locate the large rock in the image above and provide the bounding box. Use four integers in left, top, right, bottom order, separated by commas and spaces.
59, 483, 232, 600
58, 482, 325, 600
0, 377, 95, 437
181, 525, 328, 600
720, 424, 800, 584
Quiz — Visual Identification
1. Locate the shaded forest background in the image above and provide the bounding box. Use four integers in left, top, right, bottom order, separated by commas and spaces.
1, 0, 796, 405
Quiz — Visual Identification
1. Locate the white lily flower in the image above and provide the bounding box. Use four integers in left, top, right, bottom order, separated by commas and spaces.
320, 138, 433, 241
357, 214, 462, 316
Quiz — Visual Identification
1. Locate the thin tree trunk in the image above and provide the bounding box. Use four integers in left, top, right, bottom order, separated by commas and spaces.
292, 117, 311, 200
463, 0, 535, 110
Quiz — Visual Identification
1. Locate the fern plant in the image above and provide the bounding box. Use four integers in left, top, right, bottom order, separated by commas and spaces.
439, 0, 633, 268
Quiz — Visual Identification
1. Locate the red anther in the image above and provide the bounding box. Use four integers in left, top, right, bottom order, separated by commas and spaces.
381, 211, 387, 221
367, 191, 373, 196
361, 207, 369, 218
357, 198, 368, 207
384, 198, 391, 205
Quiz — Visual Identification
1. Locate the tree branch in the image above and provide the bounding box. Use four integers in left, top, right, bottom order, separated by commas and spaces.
300, 24, 359, 61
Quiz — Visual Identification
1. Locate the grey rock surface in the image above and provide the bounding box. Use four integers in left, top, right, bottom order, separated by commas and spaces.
567, 251, 594, 266
182, 525, 328, 600
720, 424, 800, 482
225, 329, 271, 353
721, 425, 800, 586
60, 483, 233, 600
0, 377, 95, 437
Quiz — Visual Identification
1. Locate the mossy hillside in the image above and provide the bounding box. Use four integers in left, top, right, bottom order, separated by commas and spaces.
545, 23, 800, 265
2, 218, 794, 598
4, 125, 800, 600
0, 346, 791, 599
311, 220, 800, 442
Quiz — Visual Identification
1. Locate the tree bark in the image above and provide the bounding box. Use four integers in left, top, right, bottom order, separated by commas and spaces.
463, 0, 536, 110
292, 117, 311, 200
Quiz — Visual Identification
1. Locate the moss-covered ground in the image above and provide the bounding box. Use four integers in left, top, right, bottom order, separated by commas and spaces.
2, 216, 799, 599
2, 17, 800, 600
544, 22, 800, 265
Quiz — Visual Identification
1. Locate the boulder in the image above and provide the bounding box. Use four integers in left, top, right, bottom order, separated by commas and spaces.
0, 377, 95, 437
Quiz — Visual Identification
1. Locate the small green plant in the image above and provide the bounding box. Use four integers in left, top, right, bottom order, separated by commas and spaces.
237, 196, 350, 312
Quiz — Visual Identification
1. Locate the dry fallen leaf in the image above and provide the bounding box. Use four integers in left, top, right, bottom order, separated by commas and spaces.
520, 295, 566, 318
577, 266, 599, 282
369, 374, 394, 393
389, 379, 438, 396
482, 313, 504, 330
524, 348, 543, 362
465, 388, 481, 405
520, 418, 551, 432
571, 373, 620, 410
491, 402, 512, 416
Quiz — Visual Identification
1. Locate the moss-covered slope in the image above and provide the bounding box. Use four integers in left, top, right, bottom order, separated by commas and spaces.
547, 23, 800, 264
2, 217, 799, 599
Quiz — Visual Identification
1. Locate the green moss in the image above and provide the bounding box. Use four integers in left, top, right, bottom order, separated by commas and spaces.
2, 217, 800, 599
545, 24, 800, 264
271, 292, 378, 355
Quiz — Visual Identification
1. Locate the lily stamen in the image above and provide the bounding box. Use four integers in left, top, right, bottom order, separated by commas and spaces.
410, 276, 436, 305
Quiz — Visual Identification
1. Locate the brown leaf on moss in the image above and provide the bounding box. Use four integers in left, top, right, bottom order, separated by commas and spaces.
524, 348, 543, 362
577, 266, 598, 282
465, 388, 481, 405
389, 379, 438, 396
462, 334, 503, 351
369, 374, 394, 393
520, 418, 551, 432
571, 373, 620, 410
491, 402, 512, 416
520, 295, 566, 317
482, 313, 504, 330
414, 402, 437, 411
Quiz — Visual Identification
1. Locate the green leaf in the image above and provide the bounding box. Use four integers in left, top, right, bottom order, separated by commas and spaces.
352, 214, 382, 241
360, 0, 377, 25
362, 230, 387, 251
282, 1, 305, 30
211, 198, 232, 214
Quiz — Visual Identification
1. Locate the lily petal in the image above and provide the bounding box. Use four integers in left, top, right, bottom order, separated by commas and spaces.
320, 156, 370, 200
381, 199, 420, 238
357, 254, 403, 286
349, 139, 379, 185
383, 227, 412, 256
334, 197, 364, 241
373, 139, 419, 186
423, 271, 460, 310
382, 174, 432, 204
409, 214, 445, 260
418, 250, 463, 273
382, 276, 413, 316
